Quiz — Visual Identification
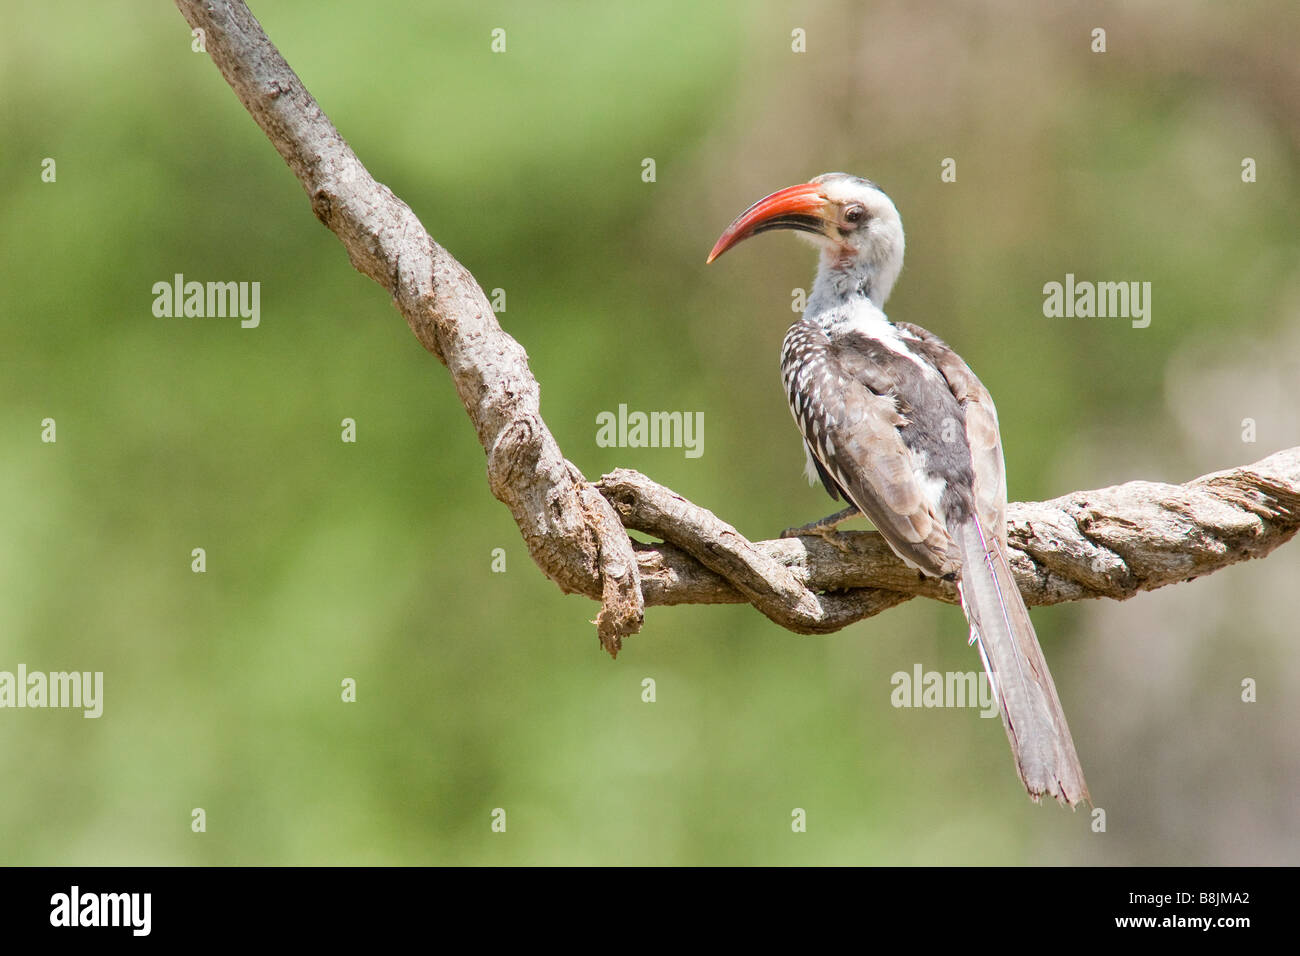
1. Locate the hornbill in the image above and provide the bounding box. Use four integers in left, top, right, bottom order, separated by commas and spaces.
707, 173, 1089, 807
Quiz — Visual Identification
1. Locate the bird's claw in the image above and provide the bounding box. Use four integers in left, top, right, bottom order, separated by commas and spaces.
779, 506, 860, 546
779, 520, 855, 554
780, 522, 816, 539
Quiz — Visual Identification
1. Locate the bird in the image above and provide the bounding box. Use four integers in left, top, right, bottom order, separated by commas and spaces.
706, 172, 1089, 807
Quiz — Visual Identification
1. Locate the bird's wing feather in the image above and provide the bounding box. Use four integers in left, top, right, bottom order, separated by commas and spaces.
895, 321, 1008, 546
783, 321, 958, 575
801, 436, 845, 501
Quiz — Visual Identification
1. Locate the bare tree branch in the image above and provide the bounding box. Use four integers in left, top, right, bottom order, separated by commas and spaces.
174, 1, 1300, 648
603, 446, 1300, 630
174, 0, 641, 653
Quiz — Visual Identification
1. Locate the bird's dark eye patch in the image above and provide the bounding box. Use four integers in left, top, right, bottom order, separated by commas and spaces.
844, 204, 867, 225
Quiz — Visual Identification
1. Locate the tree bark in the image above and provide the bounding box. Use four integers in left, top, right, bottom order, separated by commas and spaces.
602, 449, 1300, 633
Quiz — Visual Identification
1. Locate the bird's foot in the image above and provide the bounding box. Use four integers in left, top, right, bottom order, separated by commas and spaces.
779, 507, 860, 552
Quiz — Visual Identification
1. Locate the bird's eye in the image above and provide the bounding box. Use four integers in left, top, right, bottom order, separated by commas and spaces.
844, 205, 867, 224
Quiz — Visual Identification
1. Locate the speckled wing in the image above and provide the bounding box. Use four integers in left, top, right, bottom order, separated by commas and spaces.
781, 320, 958, 576
895, 322, 1008, 547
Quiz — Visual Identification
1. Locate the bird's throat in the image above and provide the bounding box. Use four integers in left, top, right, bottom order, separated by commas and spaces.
810, 256, 889, 316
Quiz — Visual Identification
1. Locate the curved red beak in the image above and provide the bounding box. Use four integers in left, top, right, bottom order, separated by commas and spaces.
706, 181, 831, 264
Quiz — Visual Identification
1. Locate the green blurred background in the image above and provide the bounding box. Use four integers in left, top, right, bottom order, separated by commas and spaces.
2, 1, 1298, 864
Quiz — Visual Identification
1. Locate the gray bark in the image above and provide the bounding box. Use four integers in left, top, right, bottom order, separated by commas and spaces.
603, 448, 1300, 633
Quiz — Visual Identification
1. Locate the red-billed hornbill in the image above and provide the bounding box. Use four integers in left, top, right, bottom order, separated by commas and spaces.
707, 173, 1089, 806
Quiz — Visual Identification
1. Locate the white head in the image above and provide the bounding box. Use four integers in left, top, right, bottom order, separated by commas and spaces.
707, 172, 906, 307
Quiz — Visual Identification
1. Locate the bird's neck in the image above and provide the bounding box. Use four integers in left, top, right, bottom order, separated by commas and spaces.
808, 248, 901, 317
807, 251, 901, 335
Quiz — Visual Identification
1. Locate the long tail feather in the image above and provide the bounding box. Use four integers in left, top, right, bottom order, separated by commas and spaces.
954, 516, 1090, 806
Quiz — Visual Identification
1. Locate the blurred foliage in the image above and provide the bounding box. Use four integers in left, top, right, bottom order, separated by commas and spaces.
1, 0, 1297, 864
